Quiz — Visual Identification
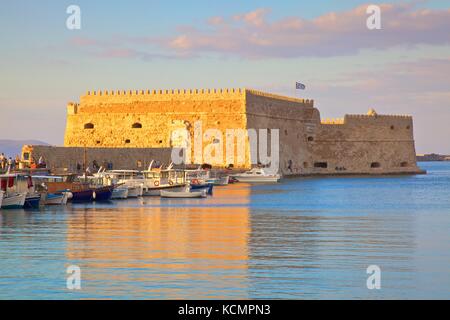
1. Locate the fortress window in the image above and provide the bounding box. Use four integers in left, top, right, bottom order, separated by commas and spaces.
158, 140, 163, 144
125, 139, 131, 144
307, 136, 314, 142
314, 162, 328, 168
400, 162, 408, 167
132, 123, 142, 129
371, 162, 381, 168
406, 125, 411, 130
303, 162, 309, 168
285, 130, 288, 136
390, 125, 395, 130
96, 140, 101, 144
84, 123, 94, 129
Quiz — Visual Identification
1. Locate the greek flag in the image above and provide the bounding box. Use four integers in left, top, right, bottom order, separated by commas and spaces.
296, 82, 306, 90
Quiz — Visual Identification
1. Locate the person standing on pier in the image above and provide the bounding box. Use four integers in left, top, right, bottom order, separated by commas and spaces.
0, 153, 6, 170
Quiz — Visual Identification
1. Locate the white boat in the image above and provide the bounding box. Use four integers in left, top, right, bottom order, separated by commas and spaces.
104, 170, 144, 197
126, 185, 142, 198
160, 189, 207, 198
0, 174, 28, 209
1, 192, 27, 209
0, 190, 4, 208
142, 161, 188, 196
45, 192, 69, 205
111, 186, 129, 199
233, 168, 281, 183
143, 185, 186, 196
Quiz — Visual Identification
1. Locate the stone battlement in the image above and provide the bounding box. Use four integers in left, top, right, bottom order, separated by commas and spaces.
345, 114, 412, 119
80, 88, 314, 107
85, 88, 245, 96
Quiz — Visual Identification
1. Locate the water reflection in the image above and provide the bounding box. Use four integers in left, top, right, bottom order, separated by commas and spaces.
1, 163, 450, 299
65, 187, 251, 299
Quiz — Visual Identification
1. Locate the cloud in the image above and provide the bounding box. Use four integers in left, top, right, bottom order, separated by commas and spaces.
68, 3, 450, 61
162, 3, 450, 58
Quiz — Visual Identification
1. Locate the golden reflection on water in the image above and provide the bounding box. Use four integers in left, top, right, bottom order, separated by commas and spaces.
65, 185, 251, 299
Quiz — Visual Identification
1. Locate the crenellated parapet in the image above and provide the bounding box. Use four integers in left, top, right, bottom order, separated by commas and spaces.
345, 114, 412, 119
81, 88, 246, 104
79, 88, 314, 108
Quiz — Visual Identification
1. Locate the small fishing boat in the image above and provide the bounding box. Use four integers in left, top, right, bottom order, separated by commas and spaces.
92, 185, 114, 202
45, 192, 69, 205
142, 161, 188, 196
190, 182, 214, 195
105, 170, 144, 197
143, 185, 186, 196
233, 168, 281, 183
111, 186, 129, 199
71, 189, 94, 203
1, 192, 27, 209
127, 185, 142, 198
24, 193, 41, 209
0, 174, 27, 209
160, 189, 207, 199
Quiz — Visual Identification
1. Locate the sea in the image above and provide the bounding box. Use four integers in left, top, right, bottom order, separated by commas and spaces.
0, 161, 449, 299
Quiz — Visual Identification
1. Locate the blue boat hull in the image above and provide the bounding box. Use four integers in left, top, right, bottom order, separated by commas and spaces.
190, 183, 213, 195
93, 186, 114, 202
24, 195, 41, 209
71, 189, 94, 203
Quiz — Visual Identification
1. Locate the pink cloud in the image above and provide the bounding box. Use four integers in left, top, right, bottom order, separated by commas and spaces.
161, 3, 450, 58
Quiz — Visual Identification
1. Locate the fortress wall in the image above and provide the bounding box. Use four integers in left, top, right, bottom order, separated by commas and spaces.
307, 114, 420, 174
64, 89, 250, 168
22, 145, 173, 172
245, 91, 319, 175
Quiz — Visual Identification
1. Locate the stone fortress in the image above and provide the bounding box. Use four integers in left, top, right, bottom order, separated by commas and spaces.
55, 88, 423, 176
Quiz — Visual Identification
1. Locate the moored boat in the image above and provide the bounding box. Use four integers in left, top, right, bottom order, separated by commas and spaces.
143, 184, 186, 196
24, 193, 41, 209
1, 192, 27, 209
1, 174, 28, 209
127, 185, 142, 198
190, 183, 214, 195
45, 192, 69, 205
160, 189, 207, 199
71, 189, 94, 203
233, 168, 281, 183
93, 185, 114, 202
111, 186, 129, 199
0, 191, 4, 208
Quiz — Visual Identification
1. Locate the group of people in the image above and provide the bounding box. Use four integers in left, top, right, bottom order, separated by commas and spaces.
0, 153, 47, 171
76, 160, 114, 173
0, 153, 21, 172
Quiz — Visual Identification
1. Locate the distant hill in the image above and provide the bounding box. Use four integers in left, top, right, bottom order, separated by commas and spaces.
0, 140, 50, 158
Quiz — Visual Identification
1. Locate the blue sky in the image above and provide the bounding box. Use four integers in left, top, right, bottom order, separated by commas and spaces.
1, 0, 450, 153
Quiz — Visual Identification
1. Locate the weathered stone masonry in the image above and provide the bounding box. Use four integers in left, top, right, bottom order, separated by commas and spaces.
61, 88, 423, 175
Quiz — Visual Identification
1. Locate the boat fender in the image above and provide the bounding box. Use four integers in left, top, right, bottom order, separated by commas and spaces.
154, 180, 160, 187
169, 180, 174, 186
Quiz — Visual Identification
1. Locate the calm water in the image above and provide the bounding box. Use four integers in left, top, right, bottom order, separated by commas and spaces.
1, 162, 449, 300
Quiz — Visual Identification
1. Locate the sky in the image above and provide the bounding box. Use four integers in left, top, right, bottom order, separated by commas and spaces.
0, 0, 449, 153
